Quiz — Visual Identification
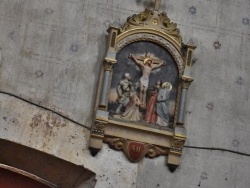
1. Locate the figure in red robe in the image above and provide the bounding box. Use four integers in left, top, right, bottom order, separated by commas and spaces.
145, 81, 161, 124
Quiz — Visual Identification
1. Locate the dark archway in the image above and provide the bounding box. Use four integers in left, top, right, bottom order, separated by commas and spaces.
0, 139, 96, 188
0, 167, 51, 188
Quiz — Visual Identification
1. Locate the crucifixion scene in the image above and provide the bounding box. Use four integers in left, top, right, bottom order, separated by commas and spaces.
130, 52, 166, 108
108, 41, 178, 129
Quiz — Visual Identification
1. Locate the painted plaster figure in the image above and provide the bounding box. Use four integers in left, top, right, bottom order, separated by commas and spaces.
145, 80, 161, 124
130, 53, 165, 108
114, 94, 141, 121
156, 82, 172, 127
115, 73, 134, 114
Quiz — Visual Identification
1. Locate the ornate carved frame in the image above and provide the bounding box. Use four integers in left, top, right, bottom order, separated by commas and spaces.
89, 6, 196, 172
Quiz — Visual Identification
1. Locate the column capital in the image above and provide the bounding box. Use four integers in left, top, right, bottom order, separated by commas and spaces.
103, 59, 117, 71
180, 76, 193, 89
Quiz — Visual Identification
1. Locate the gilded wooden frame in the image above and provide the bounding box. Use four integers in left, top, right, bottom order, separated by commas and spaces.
89, 7, 196, 172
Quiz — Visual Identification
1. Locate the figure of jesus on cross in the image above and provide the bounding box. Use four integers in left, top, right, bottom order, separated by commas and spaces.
129, 52, 166, 108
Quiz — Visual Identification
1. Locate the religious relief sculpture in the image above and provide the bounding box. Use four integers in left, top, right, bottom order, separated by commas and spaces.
130, 53, 166, 108
108, 47, 177, 129
109, 51, 174, 130
89, 0, 196, 172
113, 72, 141, 121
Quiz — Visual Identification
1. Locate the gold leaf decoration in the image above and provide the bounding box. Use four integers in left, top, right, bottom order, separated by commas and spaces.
121, 9, 182, 44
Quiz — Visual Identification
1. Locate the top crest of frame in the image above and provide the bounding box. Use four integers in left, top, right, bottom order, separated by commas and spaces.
119, 8, 182, 46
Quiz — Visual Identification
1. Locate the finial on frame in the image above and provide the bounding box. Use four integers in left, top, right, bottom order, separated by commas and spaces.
154, 0, 161, 11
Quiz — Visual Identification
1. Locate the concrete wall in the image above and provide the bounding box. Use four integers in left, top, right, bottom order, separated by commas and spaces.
0, 0, 249, 187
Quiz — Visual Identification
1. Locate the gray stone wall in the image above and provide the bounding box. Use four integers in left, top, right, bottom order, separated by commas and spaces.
0, 0, 249, 187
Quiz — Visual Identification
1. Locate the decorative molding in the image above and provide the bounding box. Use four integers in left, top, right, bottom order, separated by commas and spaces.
180, 76, 193, 89
105, 138, 168, 162
116, 33, 184, 75
103, 61, 114, 71
91, 121, 105, 135
170, 139, 185, 153
120, 9, 182, 45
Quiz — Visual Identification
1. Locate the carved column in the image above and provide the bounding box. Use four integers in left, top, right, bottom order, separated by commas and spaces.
90, 24, 120, 155
99, 61, 115, 109
98, 23, 119, 109
169, 44, 196, 172
177, 44, 196, 126
177, 76, 193, 125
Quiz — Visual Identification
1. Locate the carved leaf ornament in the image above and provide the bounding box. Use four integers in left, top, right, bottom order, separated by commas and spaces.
121, 9, 181, 44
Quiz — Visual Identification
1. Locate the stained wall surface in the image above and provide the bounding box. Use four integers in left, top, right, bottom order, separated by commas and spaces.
0, 0, 249, 187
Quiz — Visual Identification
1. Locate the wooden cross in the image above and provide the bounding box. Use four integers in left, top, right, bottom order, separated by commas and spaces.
154, 0, 161, 11
129, 52, 165, 65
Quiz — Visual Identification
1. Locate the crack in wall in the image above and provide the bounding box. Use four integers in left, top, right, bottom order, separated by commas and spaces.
1, 90, 250, 157
0, 90, 90, 130
184, 145, 250, 157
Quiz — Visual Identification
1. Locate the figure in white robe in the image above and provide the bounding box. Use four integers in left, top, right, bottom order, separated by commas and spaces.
114, 94, 141, 121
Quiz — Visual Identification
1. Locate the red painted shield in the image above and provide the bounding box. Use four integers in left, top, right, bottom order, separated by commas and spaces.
126, 142, 148, 162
